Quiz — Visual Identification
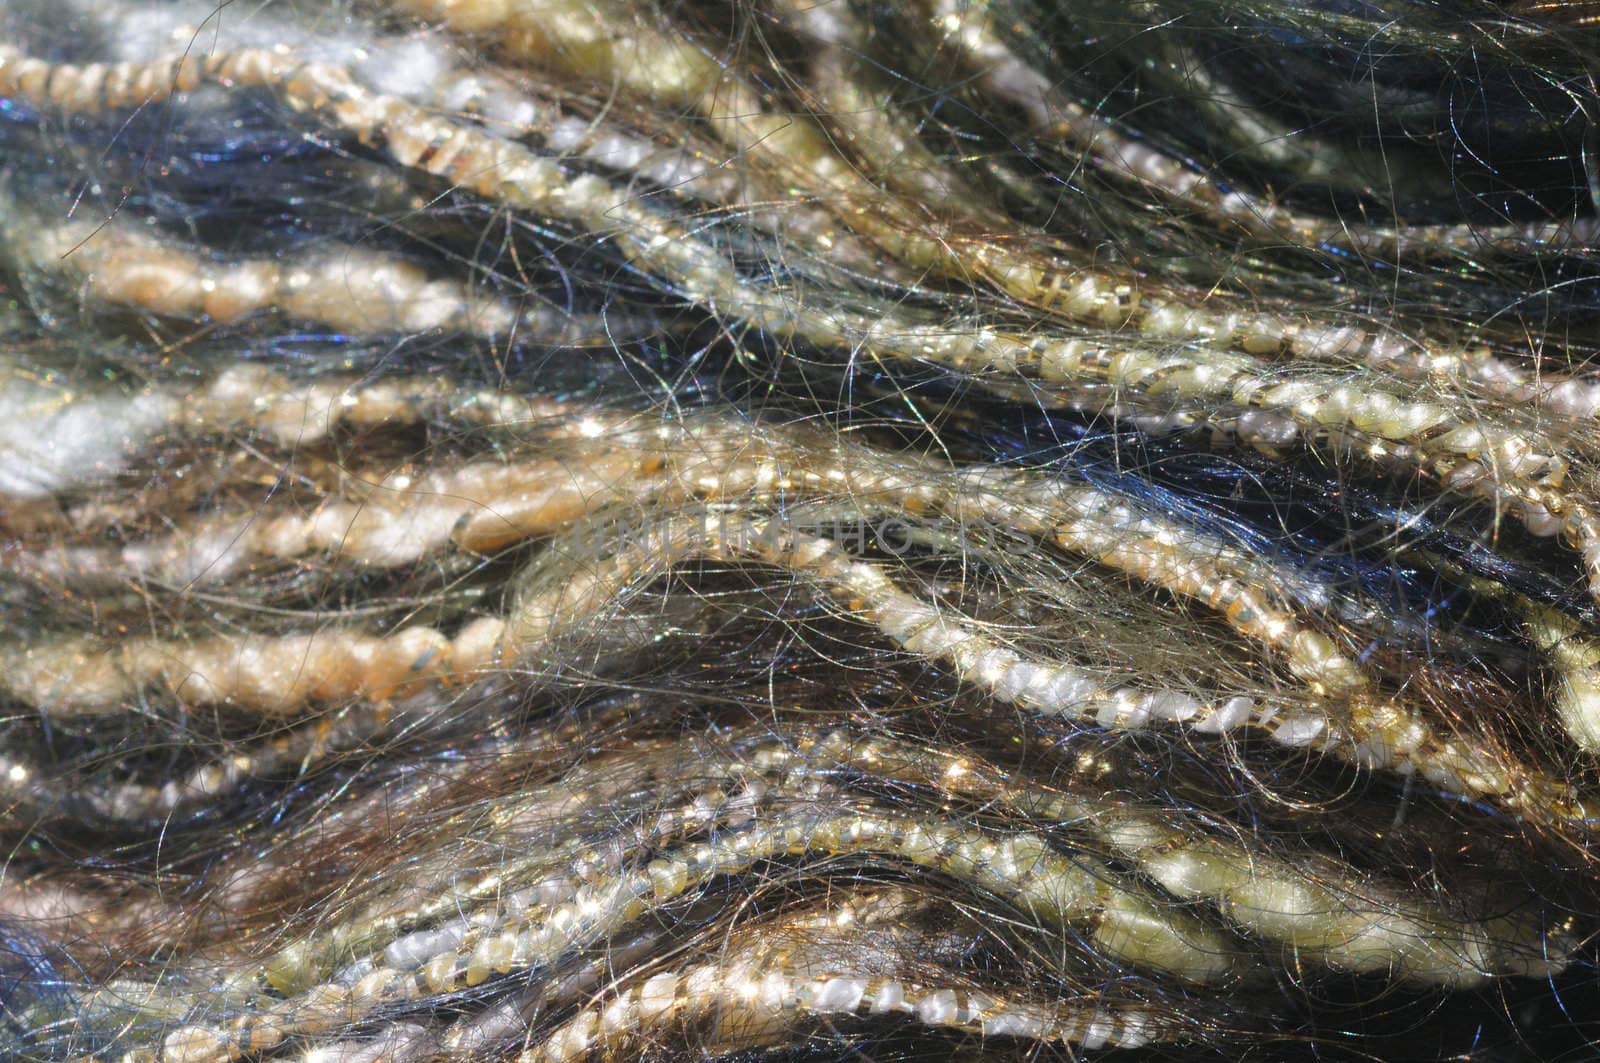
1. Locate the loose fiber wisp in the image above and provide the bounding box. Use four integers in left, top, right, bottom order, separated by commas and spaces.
2, 1, 1600, 1060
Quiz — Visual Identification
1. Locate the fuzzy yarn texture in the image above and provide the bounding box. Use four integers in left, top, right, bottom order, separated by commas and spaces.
2, 1, 1600, 1060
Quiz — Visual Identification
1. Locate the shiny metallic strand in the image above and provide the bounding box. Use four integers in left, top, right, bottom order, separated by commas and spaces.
3, 2, 1600, 1062
925, 0, 1600, 261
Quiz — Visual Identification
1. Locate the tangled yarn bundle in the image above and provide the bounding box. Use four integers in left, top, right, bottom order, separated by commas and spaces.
2, 1, 1599, 1059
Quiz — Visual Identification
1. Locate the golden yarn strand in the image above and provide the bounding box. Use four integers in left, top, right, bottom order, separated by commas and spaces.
924, 0, 1600, 263
6, 44, 1599, 592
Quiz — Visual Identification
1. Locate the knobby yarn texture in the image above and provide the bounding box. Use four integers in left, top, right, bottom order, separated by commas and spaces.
2, 1, 1600, 1060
